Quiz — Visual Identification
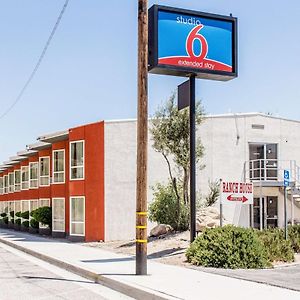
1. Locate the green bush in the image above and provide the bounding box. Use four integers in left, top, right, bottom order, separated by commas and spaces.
22, 221, 29, 228
3, 217, 8, 224
15, 219, 21, 226
31, 207, 52, 228
186, 226, 270, 269
149, 182, 189, 231
257, 228, 294, 262
15, 211, 21, 218
10, 218, 14, 224
0, 212, 7, 218
10, 211, 14, 218
288, 225, 300, 253
30, 219, 39, 229
21, 211, 29, 220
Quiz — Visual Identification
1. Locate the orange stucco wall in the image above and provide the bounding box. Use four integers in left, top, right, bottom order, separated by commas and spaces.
69, 121, 105, 242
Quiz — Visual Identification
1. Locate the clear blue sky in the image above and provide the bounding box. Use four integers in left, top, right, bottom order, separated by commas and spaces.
0, 0, 300, 162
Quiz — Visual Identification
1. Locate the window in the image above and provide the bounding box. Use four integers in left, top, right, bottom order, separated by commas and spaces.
14, 170, 21, 192
21, 166, 29, 190
30, 200, 39, 217
8, 201, 14, 221
14, 201, 21, 215
21, 200, 29, 223
70, 197, 85, 236
4, 175, 9, 194
39, 198, 50, 228
52, 198, 65, 232
29, 162, 39, 188
9, 173, 14, 193
0, 177, 3, 195
53, 150, 65, 183
70, 141, 84, 180
39, 198, 50, 207
39, 157, 50, 186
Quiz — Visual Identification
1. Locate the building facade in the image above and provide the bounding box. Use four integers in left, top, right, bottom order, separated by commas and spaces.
1, 113, 300, 242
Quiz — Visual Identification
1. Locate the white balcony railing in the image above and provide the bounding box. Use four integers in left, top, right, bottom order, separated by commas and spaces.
244, 159, 300, 183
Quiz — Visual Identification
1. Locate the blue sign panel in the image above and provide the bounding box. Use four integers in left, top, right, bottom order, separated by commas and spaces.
284, 170, 290, 180
284, 170, 290, 187
149, 5, 237, 81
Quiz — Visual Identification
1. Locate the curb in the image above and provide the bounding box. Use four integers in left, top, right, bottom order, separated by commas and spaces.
0, 236, 170, 300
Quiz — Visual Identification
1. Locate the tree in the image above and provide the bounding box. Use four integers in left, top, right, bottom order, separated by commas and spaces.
150, 93, 205, 229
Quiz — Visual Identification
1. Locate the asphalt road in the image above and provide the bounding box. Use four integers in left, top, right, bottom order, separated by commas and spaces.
0, 243, 132, 300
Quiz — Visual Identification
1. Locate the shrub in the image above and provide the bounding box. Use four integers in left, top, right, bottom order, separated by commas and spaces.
3, 217, 8, 224
205, 180, 220, 207
186, 225, 270, 269
149, 182, 189, 231
21, 211, 29, 220
31, 207, 52, 228
288, 225, 300, 253
15, 211, 22, 218
22, 221, 29, 228
256, 228, 294, 262
15, 219, 21, 226
30, 219, 39, 229
0, 212, 7, 218
10, 211, 14, 218
10, 218, 14, 224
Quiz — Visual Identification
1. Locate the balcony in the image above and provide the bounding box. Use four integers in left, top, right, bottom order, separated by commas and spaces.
244, 159, 300, 186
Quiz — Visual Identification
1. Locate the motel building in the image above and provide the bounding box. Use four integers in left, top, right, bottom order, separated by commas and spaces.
0, 112, 300, 242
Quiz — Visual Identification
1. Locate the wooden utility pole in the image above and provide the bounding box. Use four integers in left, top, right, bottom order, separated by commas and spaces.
136, 0, 148, 276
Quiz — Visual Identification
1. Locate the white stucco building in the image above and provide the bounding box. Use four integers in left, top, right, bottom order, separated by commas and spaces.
104, 112, 300, 240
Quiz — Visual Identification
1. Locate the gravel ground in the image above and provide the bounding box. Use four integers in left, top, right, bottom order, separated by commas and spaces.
85, 231, 191, 266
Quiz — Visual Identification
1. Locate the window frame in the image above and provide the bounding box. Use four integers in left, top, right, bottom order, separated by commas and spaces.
14, 169, 21, 192
38, 198, 50, 229
52, 149, 65, 184
52, 197, 65, 232
39, 156, 50, 187
4, 175, 8, 194
9, 172, 14, 193
70, 140, 85, 181
21, 166, 29, 190
70, 196, 85, 236
29, 162, 39, 189
0, 177, 3, 195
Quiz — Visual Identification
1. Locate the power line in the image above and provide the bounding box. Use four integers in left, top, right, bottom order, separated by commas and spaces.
0, 0, 70, 120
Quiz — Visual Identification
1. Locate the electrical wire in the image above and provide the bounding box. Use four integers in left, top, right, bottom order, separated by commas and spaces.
0, 0, 70, 120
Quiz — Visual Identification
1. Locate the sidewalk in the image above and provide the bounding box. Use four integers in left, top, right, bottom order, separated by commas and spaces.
0, 229, 299, 300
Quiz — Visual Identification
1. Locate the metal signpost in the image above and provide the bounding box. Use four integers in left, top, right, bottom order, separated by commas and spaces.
149, 5, 237, 243
284, 170, 290, 240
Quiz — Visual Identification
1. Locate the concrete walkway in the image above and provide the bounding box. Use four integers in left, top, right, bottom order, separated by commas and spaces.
0, 229, 299, 300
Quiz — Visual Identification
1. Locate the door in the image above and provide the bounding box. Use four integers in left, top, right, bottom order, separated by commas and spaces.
253, 197, 263, 229
252, 197, 278, 229
249, 144, 265, 180
249, 143, 278, 180
266, 196, 278, 228
52, 198, 65, 232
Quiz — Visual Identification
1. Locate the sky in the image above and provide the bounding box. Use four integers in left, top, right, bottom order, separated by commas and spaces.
0, 0, 300, 162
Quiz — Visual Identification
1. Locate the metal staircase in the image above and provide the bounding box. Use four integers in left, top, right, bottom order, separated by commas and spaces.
244, 159, 300, 222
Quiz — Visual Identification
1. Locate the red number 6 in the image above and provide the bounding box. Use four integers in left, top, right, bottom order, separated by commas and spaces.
186, 25, 208, 60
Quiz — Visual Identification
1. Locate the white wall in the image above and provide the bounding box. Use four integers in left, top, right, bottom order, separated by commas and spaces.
104, 120, 169, 241
104, 114, 300, 241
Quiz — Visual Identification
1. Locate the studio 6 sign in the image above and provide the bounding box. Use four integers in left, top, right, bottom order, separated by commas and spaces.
148, 5, 237, 81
